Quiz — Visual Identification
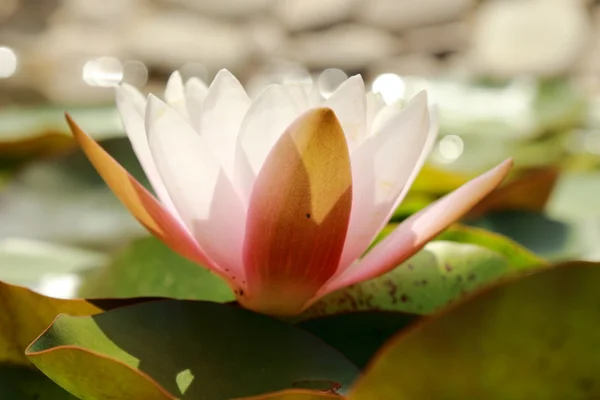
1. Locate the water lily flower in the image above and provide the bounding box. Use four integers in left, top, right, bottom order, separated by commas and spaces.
66, 70, 512, 316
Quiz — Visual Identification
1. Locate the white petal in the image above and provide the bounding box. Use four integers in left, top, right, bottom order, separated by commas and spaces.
199, 69, 251, 178
146, 95, 247, 278
234, 84, 299, 202
282, 83, 309, 112
324, 75, 367, 152
369, 98, 404, 137
185, 77, 208, 132
337, 91, 433, 271
304, 82, 325, 107
119, 83, 146, 114
366, 91, 386, 133
114, 84, 178, 215
164, 71, 190, 121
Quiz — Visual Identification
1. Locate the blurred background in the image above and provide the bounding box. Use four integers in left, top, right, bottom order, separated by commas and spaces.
0, 0, 599, 297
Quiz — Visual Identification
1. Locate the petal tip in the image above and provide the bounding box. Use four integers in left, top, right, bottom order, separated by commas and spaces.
412, 90, 428, 105
213, 68, 236, 82
314, 106, 336, 121
495, 157, 514, 177
64, 112, 81, 137
168, 70, 183, 81
348, 74, 365, 85
146, 93, 163, 109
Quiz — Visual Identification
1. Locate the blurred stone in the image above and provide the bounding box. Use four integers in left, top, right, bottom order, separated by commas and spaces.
357, 0, 475, 32
54, 0, 143, 25
404, 21, 470, 55
0, 0, 18, 24
273, 0, 357, 31
368, 54, 442, 79
472, 0, 591, 78
20, 24, 125, 105
1, 0, 59, 33
244, 17, 287, 55
125, 11, 251, 73
159, 0, 272, 18
285, 24, 402, 70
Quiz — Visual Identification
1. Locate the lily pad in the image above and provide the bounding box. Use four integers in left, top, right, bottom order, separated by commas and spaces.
0, 279, 156, 366
236, 390, 343, 399
0, 238, 108, 298
0, 107, 122, 164
435, 224, 545, 268
79, 236, 234, 302
465, 166, 560, 218
349, 262, 600, 400
0, 138, 148, 250
297, 312, 417, 369
302, 239, 544, 320
0, 281, 101, 365
469, 210, 576, 260
27, 299, 360, 400
0, 364, 77, 399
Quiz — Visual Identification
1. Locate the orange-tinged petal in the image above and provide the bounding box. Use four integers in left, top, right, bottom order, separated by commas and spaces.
239, 108, 353, 315
317, 158, 513, 299
65, 114, 228, 280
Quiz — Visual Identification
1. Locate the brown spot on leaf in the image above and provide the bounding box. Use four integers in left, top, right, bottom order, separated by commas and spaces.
401, 294, 409, 303
578, 377, 594, 393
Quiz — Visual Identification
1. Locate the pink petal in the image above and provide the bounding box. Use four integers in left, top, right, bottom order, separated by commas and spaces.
240, 108, 353, 315
145, 96, 247, 284
164, 71, 190, 121
234, 84, 300, 203
318, 158, 513, 298
114, 84, 179, 216
365, 92, 386, 134
185, 77, 208, 132
337, 93, 433, 274
199, 69, 250, 178
324, 75, 367, 152
65, 114, 230, 282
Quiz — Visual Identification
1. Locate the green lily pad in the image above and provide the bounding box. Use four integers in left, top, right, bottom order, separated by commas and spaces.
349, 262, 600, 400
373, 224, 544, 269
78, 236, 234, 302
0, 138, 148, 250
297, 312, 417, 369
435, 224, 545, 268
0, 281, 101, 365
0, 364, 77, 399
469, 210, 576, 260
237, 390, 342, 399
0, 238, 108, 297
0, 107, 122, 144
302, 239, 545, 320
27, 299, 360, 400
0, 279, 156, 366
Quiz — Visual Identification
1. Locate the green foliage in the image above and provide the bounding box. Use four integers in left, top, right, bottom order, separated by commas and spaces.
79, 236, 234, 302
349, 262, 600, 400
27, 300, 359, 400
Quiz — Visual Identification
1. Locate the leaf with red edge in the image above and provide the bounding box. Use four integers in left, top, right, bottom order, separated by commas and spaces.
26, 299, 359, 400
235, 389, 344, 399
349, 261, 600, 400
0, 281, 101, 365
0, 279, 158, 366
